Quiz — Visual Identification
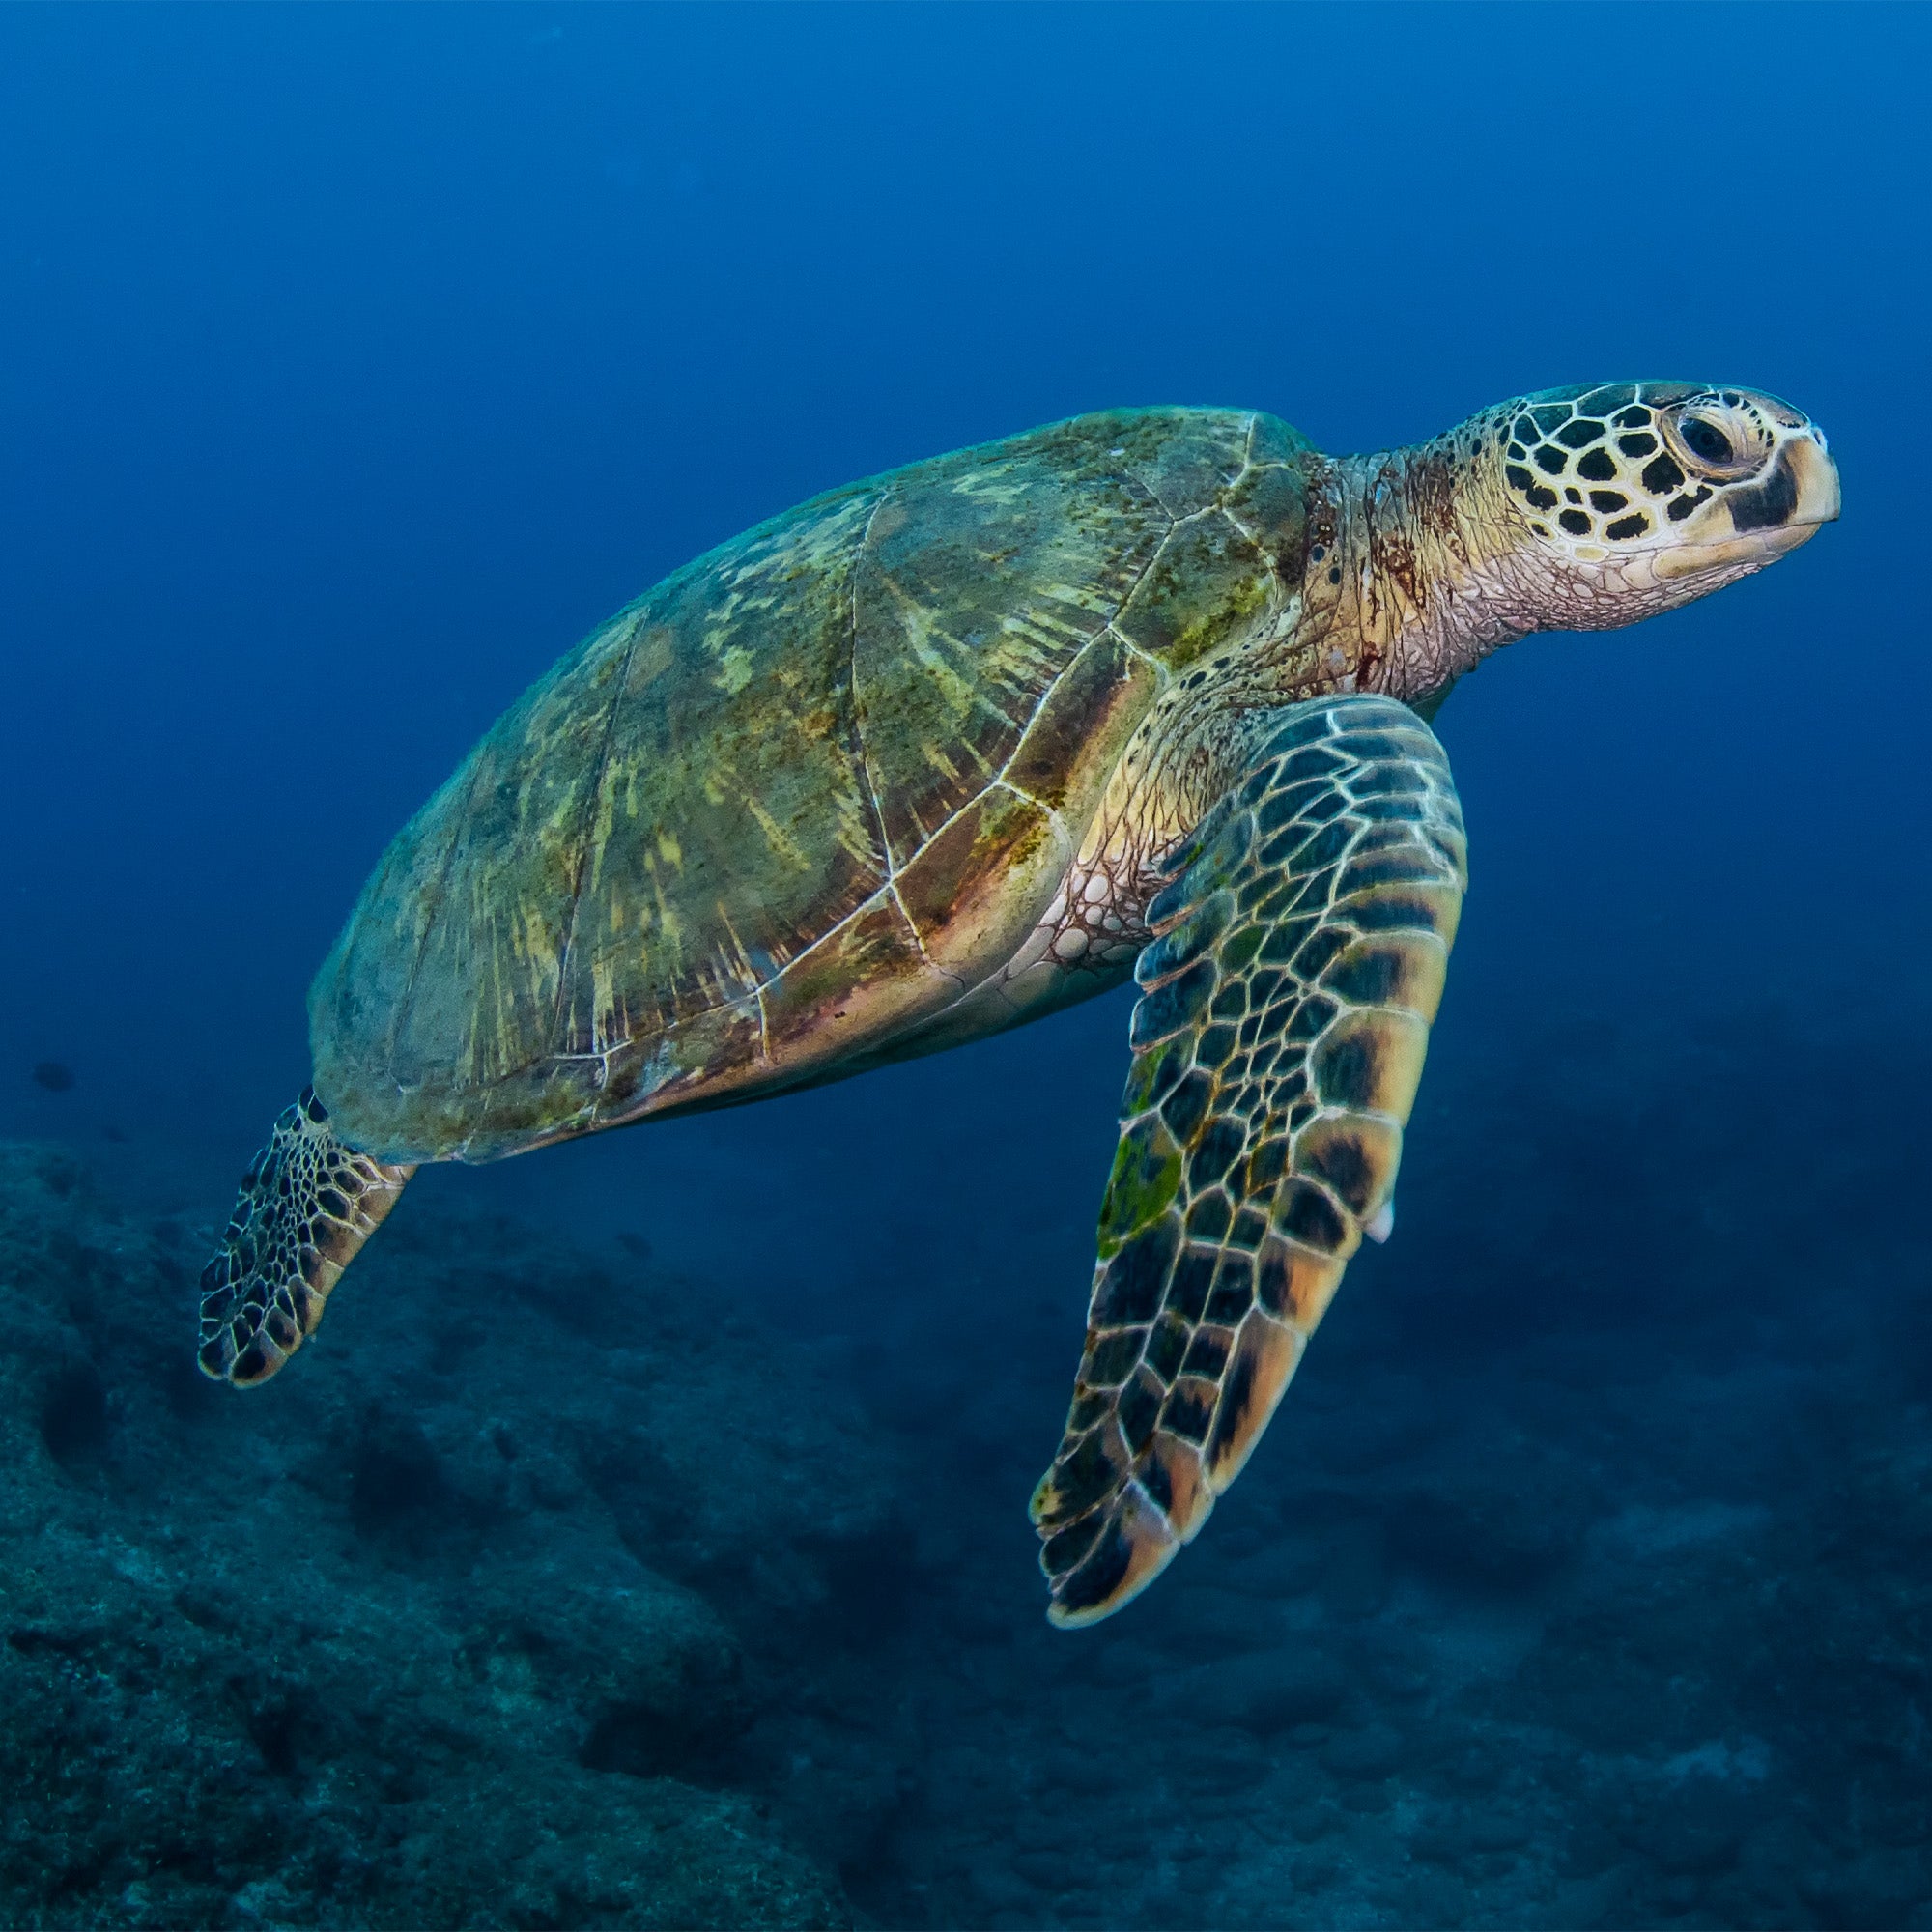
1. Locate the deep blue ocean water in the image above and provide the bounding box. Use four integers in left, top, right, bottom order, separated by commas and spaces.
3, 7, 1930, 1927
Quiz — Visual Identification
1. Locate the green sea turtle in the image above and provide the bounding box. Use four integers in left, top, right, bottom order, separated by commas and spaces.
201, 382, 1837, 1625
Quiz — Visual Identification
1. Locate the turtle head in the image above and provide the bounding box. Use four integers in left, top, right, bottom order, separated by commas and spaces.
1487, 381, 1839, 622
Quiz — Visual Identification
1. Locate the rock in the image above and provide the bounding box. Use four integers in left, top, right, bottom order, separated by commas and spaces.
1385, 1461, 1591, 1591
1154, 1581, 1289, 1653
1319, 1723, 1406, 1781
1395, 1872, 1473, 1926
1286, 1803, 1338, 1843
1797, 1847, 1931, 1926
1408, 1823, 1463, 1866
1290, 1847, 1344, 1891
5, 986, 1932, 1932
1338, 1782, 1392, 1814
1659, 1873, 1700, 1915
1632, 1775, 1747, 1876
0, 1140, 895, 1926
1467, 1812, 1532, 1853
966, 1856, 1036, 1914
1159, 1648, 1350, 1735
1035, 1744, 1127, 1796
1317, 1519, 1392, 1618
1086, 1636, 1168, 1687
1164, 1723, 1267, 1797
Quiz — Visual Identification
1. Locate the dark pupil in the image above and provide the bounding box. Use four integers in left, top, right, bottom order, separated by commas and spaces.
1680, 416, 1734, 465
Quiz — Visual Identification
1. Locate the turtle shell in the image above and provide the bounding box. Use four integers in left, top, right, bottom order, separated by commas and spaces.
310, 407, 1315, 1161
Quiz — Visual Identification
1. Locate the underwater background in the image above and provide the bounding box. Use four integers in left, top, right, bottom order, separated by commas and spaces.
3, 3, 1930, 1925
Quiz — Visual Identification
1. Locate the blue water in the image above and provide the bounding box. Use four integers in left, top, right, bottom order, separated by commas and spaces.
3, 6, 1929, 1926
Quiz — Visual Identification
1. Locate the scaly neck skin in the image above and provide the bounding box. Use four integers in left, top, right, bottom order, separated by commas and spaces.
1089, 404, 1750, 904
1091, 420, 1550, 888
1102, 396, 1825, 906
1304, 416, 1553, 709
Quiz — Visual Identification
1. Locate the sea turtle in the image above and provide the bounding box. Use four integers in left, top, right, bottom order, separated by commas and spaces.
201, 383, 1837, 1625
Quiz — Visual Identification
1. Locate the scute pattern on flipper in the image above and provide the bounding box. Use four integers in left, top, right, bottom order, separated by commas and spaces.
198, 1090, 412, 1387
1031, 696, 1465, 1625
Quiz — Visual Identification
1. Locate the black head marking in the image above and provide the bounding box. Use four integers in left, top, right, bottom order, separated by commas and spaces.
1641, 453, 1686, 495
1726, 446, 1801, 530
1504, 383, 1819, 553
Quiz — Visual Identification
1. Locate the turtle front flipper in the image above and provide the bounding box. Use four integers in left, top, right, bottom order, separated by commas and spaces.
197, 1089, 413, 1386
1032, 696, 1466, 1625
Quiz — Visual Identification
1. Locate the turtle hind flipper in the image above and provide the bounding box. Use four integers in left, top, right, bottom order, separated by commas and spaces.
1034, 695, 1466, 1627
198, 1088, 413, 1386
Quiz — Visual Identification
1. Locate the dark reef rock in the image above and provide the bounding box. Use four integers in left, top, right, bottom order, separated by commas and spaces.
0, 1143, 882, 1927
4, 1003, 1932, 1930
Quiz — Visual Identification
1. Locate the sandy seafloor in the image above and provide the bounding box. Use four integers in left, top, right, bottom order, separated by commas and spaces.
5, 991, 1928, 1929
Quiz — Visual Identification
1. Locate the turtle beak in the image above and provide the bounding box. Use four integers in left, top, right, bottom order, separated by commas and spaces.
1655, 430, 1840, 580
1762, 428, 1841, 535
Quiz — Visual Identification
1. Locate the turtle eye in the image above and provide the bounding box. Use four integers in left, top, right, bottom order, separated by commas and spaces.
1678, 415, 1735, 466
1664, 404, 1765, 480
